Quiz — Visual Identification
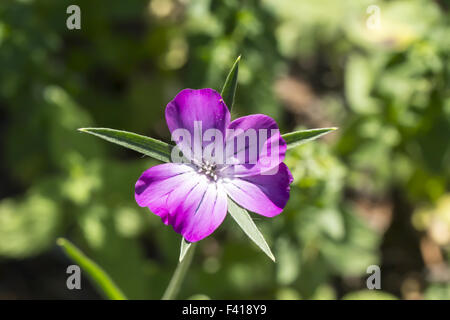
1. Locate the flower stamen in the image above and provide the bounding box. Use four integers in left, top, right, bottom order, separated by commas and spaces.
196, 160, 219, 181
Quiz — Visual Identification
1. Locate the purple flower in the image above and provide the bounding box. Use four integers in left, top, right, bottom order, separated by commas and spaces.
135, 88, 293, 242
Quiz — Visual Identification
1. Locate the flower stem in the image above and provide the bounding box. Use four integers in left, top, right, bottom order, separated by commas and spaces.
161, 243, 196, 300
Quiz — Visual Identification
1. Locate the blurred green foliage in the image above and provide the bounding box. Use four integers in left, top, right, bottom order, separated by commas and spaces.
0, 0, 449, 299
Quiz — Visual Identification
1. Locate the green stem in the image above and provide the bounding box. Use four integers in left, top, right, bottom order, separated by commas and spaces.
161, 243, 196, 300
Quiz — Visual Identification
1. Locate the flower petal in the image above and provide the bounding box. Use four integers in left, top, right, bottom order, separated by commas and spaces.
223, 114, 286, 177
166, 177, 228, 242
222, 163, 293, 217
165, 88, 230, 162
135, 163, 228, 242
135, 163, 196, 221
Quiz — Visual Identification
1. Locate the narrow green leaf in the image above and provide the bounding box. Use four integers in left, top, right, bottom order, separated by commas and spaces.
282, 127, 337, 150
179, 237, 192, 262
221, 55, 241, 111
78, 127, 173, 162
227, 198, 275, 262
57, 238, 127, 300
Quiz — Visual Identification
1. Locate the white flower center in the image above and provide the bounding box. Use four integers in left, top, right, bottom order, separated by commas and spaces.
196, 160, 219, 182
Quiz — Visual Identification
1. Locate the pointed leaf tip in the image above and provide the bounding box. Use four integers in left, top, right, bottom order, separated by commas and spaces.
227, 198, 276, 262
282, 127, 338, 150
77, 127, 173, 162
221, 56, 241, 111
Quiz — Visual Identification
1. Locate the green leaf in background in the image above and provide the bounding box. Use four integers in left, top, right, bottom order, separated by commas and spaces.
221, 55, 241, 111
0, 194, 61, 259
56, 238, 127, 300
282, 128, 337, 150
227, 197, 275, 262
179, 237, 192, 262
345, 54, 377, 114
78, 128, 173, 162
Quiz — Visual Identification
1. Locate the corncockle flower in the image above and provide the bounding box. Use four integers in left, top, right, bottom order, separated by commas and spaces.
77, 57, 335, 300
135, 88, 293, 242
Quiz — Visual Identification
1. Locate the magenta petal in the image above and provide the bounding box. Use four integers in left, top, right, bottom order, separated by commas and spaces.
223, 114, 286, 177
135, 163, 196, 218
135, 163, 227, 242
165, 88, 231, 161
222, 163, 293, 217
166, 178, 228, 242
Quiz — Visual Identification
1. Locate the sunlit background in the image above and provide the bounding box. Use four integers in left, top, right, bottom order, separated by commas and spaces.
0, 0, 449, 299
